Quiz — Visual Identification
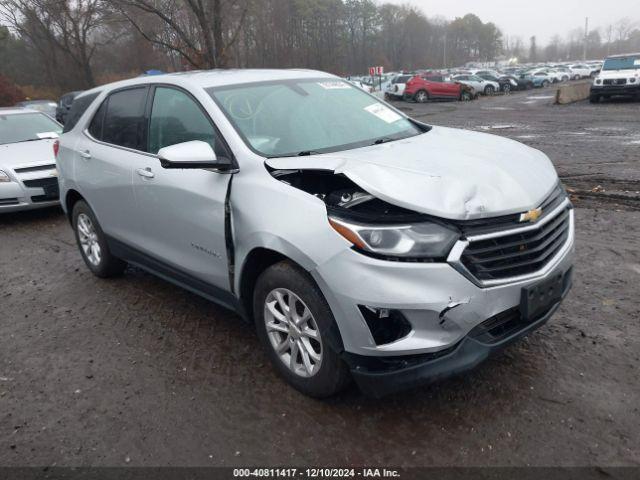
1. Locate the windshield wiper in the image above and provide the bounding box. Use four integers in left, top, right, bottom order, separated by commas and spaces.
271, 150, 323, 158
371, 137, 397, 145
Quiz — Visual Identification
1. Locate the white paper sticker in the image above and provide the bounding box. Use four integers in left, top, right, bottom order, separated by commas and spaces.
634, 59, 640, 66
36, 131, 59, 139
364, 103, 402, 124
318, 81, 350, 90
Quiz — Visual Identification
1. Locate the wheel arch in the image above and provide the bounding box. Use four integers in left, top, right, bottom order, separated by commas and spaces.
64, 189, 85, 223
239, 246, 347, 356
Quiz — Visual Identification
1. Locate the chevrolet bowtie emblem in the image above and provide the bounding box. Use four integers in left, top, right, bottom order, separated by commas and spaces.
520, 207, 542, 223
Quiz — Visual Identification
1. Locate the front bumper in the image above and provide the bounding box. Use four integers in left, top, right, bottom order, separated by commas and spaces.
0, 166, 60, 213
346, 274, 572, 397
312, 209, 574, 358
591, 84, 640, 96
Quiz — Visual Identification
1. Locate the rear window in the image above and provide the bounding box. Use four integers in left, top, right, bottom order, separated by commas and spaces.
62, 92, 100, 133
393, 75, 412, 84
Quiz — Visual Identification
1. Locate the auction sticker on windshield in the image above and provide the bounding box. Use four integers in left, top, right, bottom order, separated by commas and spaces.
364, 103, 402, 123
318, 81, 350, 89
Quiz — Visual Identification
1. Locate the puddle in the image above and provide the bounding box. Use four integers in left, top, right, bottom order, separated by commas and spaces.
478, 124, 519, 130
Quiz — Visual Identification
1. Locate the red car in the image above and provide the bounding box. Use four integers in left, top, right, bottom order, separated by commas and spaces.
403, 74, 471, 102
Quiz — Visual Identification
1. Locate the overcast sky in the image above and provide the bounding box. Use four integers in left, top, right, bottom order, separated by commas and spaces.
384, 0, 639, 44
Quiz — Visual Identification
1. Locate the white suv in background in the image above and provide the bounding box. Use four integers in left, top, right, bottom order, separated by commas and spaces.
568, 64, 593, 79
384, 74, 413, 100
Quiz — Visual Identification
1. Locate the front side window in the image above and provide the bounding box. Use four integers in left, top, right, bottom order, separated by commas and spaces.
208, 79, 422, 158
100, 87, 148, 151
0, 113, 62, 145
148, 87, 217, 154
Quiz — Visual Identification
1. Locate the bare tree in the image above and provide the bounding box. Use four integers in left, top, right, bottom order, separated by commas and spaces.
111, 0, 250, 69
0, 0, 110, 87
615, 17, 636, 42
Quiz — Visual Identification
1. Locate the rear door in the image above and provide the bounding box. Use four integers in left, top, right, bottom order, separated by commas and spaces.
133, 85, 233, 293
75, 86, 151, 247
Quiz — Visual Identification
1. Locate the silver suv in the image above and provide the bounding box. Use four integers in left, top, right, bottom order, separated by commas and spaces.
57, 70, 574, 397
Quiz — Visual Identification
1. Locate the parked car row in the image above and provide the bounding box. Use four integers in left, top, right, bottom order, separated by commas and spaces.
372, 58, 603, 104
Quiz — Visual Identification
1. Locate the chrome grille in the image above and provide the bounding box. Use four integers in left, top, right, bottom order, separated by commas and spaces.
459, 199, 572, 283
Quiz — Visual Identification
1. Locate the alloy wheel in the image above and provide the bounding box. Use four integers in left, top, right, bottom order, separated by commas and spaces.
77, 213, 101, 266
264, 288, 323, 378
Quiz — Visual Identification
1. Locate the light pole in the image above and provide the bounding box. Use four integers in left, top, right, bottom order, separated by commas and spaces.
583, 17, 589, 61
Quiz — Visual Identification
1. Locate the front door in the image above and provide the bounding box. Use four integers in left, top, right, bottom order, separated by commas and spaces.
133, 86, 232, 293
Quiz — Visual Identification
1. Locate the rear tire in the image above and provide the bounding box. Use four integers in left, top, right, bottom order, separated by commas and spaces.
72, 200, 127, 278
253, 261, 351, 398
484, 85, 495, 96
414, 90, 429, 103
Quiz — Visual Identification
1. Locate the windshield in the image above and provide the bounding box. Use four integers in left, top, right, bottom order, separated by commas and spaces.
603, 56, 640, 71
207, 79, 423, 157
0, 112, 62, 145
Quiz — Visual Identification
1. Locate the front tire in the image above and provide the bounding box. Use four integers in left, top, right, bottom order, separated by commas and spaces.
542, 80, 550, 88
502, 83, 511, 94
483, 85, 495, 96
254, 261, 351, 398
72, 200, 127, 278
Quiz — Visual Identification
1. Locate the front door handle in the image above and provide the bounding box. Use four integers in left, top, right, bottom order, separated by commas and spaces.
79, 150, 91, 160
136, 167, 155, 179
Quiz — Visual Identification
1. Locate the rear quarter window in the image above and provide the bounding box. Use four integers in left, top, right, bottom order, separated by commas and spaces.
62, 92, 100, 133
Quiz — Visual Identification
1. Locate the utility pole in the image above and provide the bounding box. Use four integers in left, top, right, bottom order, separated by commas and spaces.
583, 17, 589, 61
443, 31, 447, 69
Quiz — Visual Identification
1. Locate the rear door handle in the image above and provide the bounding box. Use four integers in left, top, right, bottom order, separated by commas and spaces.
136, 167, 155, 179
79, 150, 91, 160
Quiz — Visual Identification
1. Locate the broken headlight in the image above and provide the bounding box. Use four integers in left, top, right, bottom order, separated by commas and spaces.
328, 216, 459, 260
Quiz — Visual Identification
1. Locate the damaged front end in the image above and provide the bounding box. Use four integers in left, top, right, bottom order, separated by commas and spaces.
268, 167, 461, 263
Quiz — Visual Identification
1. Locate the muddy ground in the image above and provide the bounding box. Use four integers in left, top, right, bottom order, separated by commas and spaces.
1, 86, 639, 468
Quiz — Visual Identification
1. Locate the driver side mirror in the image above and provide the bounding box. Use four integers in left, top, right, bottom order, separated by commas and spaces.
158, 140, 234, 171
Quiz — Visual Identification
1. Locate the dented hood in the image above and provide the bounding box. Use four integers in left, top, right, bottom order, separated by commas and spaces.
265, 126, 559, 220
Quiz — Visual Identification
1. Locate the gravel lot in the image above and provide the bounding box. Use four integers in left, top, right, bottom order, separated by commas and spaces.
1, 86, 639, 468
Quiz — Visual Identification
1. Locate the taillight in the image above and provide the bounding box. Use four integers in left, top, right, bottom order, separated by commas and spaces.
53, 140, 60, 158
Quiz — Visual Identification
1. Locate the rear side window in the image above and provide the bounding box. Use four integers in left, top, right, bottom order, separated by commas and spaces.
148, 87, 217, 155
62, 92, 100, 133
88, 101, 107, 140
101, 87, 148, 151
